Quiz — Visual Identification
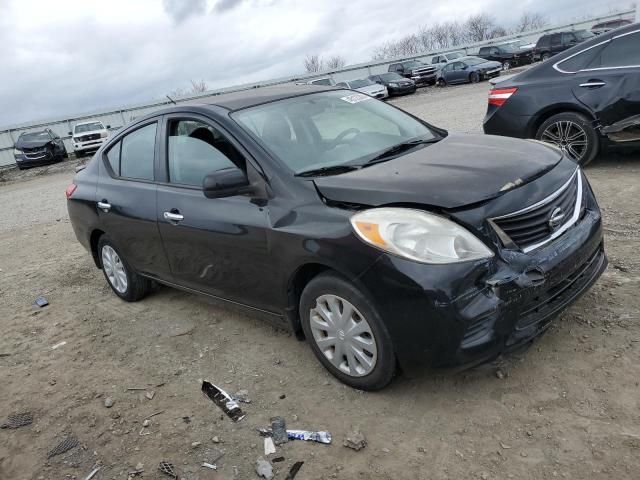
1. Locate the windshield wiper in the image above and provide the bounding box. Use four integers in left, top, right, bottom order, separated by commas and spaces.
365, 138, 441, 165
295, 165, 360, 177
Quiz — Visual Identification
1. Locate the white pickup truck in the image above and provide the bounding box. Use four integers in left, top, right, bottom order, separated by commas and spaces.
69, 120, 110, 157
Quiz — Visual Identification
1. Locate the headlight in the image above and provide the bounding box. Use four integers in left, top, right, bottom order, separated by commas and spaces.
100, 131, 108, 138
389, 82, 399, 87
13, 148, 22, 155
350, 208, 494, 264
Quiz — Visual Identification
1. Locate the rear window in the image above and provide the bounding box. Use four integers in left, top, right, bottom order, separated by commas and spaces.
478, 47, 489, 55
587, 32, 640, 69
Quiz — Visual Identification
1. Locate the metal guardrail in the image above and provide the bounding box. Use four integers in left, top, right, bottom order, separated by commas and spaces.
0, 8, 635, 167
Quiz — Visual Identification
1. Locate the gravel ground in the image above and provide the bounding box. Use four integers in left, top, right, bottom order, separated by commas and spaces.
1, 82, 640, 480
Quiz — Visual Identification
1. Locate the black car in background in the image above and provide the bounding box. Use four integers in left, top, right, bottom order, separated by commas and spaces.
387, 60, 437, 85
484, 23, 640, 166
13, 128, 68, 169
533, 30, 595, 61
591, 18, 632, 35
368, 73, 416, 95
67, 85, 606, 390
477, 44, 533, 70
436, 57, 502, 86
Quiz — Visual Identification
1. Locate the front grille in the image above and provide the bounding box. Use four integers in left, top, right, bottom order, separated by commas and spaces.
413, 67, 436, 75
78, 133, 100, 142
515, 245, 605, 331
490, 170, 582, 252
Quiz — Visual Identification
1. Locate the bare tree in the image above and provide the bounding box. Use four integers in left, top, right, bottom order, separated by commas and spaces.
304, 54, 324, 73
464, 14, 496, 42
514, 12, 548, 32
325, 55, 346, 69
189, 79, 208, 94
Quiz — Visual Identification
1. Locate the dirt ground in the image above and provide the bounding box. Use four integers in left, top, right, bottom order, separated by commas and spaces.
1, 83, 640, 480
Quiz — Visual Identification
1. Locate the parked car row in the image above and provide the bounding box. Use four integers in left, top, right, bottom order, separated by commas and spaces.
12, 120, 112, 169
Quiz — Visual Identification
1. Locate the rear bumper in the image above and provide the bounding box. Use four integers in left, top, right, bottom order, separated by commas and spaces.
357, 188, 605, 372
483, 105, 533, 139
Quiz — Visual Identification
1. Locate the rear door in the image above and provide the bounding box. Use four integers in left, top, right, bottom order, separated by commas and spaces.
550, 33, 563, 55
155, 114, 277, 311
96, 120, 172, 279
449, 62, 467, 83
572, 29, 640, 143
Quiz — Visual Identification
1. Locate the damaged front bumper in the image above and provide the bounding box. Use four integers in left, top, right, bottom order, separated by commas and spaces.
357, 193, 606, 371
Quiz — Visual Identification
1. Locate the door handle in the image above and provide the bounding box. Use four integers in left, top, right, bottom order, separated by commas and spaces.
579, 81, 606, 88
97, 201, 111, 212
163, 211, 184, 222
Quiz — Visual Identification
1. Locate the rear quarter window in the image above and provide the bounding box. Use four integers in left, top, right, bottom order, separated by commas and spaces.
587, 32, 640, 68
120, 123, 157, 181
537, 36, 551, 48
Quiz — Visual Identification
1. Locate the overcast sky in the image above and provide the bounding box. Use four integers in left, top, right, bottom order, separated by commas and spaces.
0, 0, 634, 128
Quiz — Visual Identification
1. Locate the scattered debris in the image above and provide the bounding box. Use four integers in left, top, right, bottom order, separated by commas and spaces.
34, 296, 49, 307
500, 442, 512, 449
143, 410, 164, 421
191, 441, 202, 448
271, 417, 288, 445
272, 457, 285, 463
83, 467, 101, 480
142, 419, 150, 427
139, 428, 151, 436
126, 387, 147, 391
0, 353, 11, 357
47, 435, 79, 458
480, 473, 489, 480
158, 461, 178, 479
202, 381, 246, 422
51, 341, 67, 350
233, 389, 252, 403
145, 390, 156, 400
212, 435, 220, 443
104, 397, 114, 408
182, 416, 191, 424
135, 463, 144, 471
343, 430, 366, 451
279, 394, 286, 400
285, 461, 304, 480
264, 437, 276, 455
1, 412, 33, 429
257, 427, 332, 444
202, 462, 217, 470
255, 457, 273, 480
495, 368, 506, 380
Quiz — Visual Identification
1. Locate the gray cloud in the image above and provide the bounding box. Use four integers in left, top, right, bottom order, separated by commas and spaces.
214, 0, 244, 13
163, 0, 207, 23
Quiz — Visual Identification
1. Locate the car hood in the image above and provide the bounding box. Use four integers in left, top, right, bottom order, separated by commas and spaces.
313, 133, 564, 209
355, 85, 385, 95
15, 138, 53, 149
477, 61, 502, 70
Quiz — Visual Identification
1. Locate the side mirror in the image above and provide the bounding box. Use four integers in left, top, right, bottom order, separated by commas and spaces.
203, 168, 250, 199
106, 124, 111, 129
68, 131, 72, 136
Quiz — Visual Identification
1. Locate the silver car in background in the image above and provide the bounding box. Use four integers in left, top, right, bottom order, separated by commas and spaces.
335, 78, 388, 99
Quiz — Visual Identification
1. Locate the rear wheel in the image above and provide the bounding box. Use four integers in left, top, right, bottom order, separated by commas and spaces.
541, 53, 551, 62
502, 60, 511, 70
98, 235, 152, 302
469, 71, 480, 83
437, 77, 446, 87
535, 112, 600, 166
300, 272, 396, 390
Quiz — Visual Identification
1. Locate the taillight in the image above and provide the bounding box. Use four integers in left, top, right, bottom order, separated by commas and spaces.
488, 87, 518, 107
65, 183, 77, 198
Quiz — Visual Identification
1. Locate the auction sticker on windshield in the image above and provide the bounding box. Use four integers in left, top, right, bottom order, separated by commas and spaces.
340, 93, 372, 104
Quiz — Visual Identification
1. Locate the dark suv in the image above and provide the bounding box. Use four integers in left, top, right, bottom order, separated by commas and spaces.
533, 30, 595, 62
477, 44, 533, 70
388, 60, 437, 85
484, 23, 640, 166
13, 128, 68, 169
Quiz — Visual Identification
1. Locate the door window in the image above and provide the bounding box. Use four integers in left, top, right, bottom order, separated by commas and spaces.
550, 34, 561, 46
452, 62, 465, 71
561, 32, 577, 45
588, 32, 640, 69
537, 36, 551, 48
167, 119, 245, 187
120, 123, 157, 180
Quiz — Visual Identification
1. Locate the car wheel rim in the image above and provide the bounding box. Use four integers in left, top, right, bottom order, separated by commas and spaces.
309, 294, 377, 377
541, 120, 588, 161
101, 245, 128, 293
503, 62, 510, 70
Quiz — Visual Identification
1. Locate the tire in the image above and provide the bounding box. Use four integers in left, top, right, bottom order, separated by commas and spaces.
300, 272, 396, 390
469, 71, 480, 83
63, 149, 69, 159
75, 151, 83, 158
502, 60, 511, 71
541, 53, 551, 62
97, 235, 152, 302
437, 78, 446, 87
535, 112, 600, 166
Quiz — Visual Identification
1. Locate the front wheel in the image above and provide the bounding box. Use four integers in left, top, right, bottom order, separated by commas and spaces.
469, 71, 480, 83
437, 78, 446, 87
541, 53, 551, 62
300, 272, 396, 390
98, 235, 152, 301
502, 60, 511, 70
535, 112, 600, 166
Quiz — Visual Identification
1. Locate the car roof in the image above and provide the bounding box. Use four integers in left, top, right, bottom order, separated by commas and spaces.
75, 120, 103, 126
198, 84, 337, 111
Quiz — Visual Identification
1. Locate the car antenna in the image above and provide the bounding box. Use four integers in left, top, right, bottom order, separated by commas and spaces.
166, 95, 177, 105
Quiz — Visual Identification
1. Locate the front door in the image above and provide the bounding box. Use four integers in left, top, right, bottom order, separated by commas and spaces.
96, 120, 172, 279
572, 29, 640, 143
155, 115, 278, 312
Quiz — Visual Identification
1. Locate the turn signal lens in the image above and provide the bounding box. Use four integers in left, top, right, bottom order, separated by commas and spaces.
65, 183, 77, 198
488, 87, 518, 107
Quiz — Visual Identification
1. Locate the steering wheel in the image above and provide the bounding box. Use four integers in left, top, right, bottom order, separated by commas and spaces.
330, 128, 360, 148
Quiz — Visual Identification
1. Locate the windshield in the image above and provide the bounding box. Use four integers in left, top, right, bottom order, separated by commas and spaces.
233, 90, 437, 174
446, 52, 463, 60
74, 122, 104, 133
498, 44, 518, 53
20, 131, 50, 141
310, 78, 333, 86
463, 58, 486, 66
574, 30, 595, 40
350, 79, 374, 88
402, 61, 424, 69
378, 73, 404, 81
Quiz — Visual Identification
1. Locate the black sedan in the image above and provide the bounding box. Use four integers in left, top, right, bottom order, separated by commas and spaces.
484, 23, 640, 166
67, 86, 606, 390
13, 129, 68, 169
436, 57, 502, 86
477, 44, 533, 70
368, 73, 416, 95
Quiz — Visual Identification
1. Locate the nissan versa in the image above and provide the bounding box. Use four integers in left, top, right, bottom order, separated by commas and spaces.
67, 86, 606, 390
